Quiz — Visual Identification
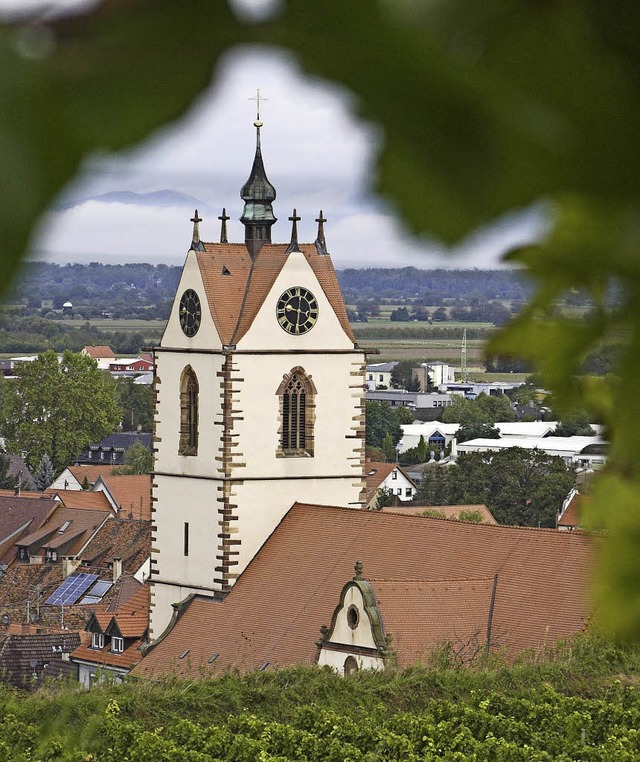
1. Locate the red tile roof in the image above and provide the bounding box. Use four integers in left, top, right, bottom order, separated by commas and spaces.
136, 503, 593, 679
98, 475, 151, 520
45, 489, 113, 512
558, 493, 589, 529
384, 504, 497, 524
72, 584, 149, 670
82, 345, 116, 359
66, 465, 118, 486
364, 461, 416, 505
370, 578, 496, 666
196, 243, 356, 346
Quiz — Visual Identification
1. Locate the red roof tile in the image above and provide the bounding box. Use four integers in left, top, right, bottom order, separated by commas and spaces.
136, 503, 593, 679
196, 243, 356, 346
45, 489, 113, 512
97, 475, 151, 520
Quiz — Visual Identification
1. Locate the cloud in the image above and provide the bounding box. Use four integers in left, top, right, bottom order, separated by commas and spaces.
25, 43, 541, 270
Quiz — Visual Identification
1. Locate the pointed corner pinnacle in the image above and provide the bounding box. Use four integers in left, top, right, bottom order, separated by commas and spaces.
285, 208, 301, 254
315, 209, 328, 255
218, 207, 230, 244
190, 209, 205, 252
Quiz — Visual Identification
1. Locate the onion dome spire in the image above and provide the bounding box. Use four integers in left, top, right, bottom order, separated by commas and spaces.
315, 210, 328, 255
240, 91, 277, 259
285, 209, 301, 253
190, 210, 205, 252
218, 207, 229, 244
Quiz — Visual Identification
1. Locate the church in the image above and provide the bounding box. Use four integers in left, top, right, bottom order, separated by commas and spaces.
136, 116, 593, 678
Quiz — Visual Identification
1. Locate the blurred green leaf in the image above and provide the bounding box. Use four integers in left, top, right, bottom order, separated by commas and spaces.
0, 0, 247, 295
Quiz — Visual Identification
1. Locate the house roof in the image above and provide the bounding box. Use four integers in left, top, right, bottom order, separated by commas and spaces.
135, 502, 593, 679
0, 632, 81, 688
79, 517, 150, 572
0, 495, 57, 563
82, 345, 116, 359
16, 507, 111, 557
66, 465, 118, 486
364, 461, 416, 505
558, 493, 589, 529
45, 489, 113, 512
196, 243, 356, 346
83, 432, 153, 453
72, 583, 149, 670
97, 475, 151, 520
383, 504, 497, 525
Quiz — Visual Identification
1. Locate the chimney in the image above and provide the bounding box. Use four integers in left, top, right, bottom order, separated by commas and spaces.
62, 558, 81, 579
112, 558, 122, 582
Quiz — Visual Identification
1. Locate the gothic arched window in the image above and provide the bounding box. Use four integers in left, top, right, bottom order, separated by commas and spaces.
179, 366, 199, 456
276, 367, 316, 457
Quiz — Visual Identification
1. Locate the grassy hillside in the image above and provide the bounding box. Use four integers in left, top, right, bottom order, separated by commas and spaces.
1, 636, 638, 760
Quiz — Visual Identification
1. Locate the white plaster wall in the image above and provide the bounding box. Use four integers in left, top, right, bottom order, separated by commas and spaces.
317, 648, 384, 673
160, 250, 222, 350
231, 352, 363, 479
381, 470, 415, 501
154, 351, 225, 478
239, 251, 354, 351
330, 586, 379, 649
232, 477, 362, 576
152, 474, 221, 590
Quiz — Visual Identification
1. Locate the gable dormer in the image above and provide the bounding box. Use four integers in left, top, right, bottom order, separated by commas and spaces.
316, 562, 388, 674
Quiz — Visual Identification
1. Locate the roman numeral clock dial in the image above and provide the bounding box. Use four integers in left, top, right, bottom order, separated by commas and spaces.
276, 287, 319, 335
179, 289, 202, 337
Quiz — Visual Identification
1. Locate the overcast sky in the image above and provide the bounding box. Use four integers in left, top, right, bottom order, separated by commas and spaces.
5, 0, 544, 270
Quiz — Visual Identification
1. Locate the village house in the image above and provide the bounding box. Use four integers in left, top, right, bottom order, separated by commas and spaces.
363, 461, 417, 508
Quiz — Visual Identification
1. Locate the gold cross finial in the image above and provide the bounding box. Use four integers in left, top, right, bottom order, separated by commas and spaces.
249, 88, 267, 125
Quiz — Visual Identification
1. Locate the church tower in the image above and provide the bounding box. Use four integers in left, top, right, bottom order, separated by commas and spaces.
149, 116, 366, 638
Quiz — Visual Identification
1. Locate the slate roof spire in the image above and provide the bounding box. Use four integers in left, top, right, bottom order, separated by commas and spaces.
240, 93, 277, 259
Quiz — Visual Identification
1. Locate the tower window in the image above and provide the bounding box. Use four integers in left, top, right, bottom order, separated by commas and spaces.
179, 366, 199, 456
277, 367, 316, 457
184, 522, 189, 557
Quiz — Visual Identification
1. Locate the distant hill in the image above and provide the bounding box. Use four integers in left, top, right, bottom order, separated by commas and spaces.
57, 189, 204, 210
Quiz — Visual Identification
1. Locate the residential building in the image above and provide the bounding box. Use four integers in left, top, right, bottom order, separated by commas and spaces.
75, 432, 152, 467
412, 361, 455, 390
365, 361, 398, 390
366, 389, 454, 412
72, 582, 149, 686
363, 461, 417, 508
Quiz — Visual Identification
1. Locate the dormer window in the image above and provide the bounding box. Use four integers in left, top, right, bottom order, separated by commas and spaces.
91, 632, 104, 649
111, 636, 124, 654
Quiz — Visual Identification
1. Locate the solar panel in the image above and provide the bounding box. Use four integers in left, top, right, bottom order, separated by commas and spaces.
87, 580, 113, 598
45, 573, 98, 606
79, 595, 102, 605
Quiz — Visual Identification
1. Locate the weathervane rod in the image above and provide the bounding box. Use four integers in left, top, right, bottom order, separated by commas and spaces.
249, 88, 267, 123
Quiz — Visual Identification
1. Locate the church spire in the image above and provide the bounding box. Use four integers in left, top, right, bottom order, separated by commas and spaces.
190, 210, 205, 252
218, 207, 229, 244
285, 209, 301, 253
240, 90, 277, 259
315, 210, 328, 255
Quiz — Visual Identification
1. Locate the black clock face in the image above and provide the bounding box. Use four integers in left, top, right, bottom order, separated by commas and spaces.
276, 287, 319, 335
179, 289, 202, 337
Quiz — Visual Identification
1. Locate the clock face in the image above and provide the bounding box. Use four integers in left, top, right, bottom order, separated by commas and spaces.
179, 289, 202, 337
276, 287, 319, 335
